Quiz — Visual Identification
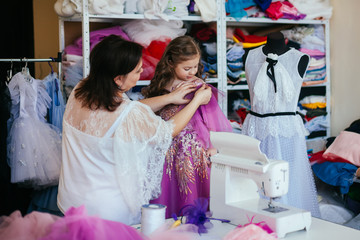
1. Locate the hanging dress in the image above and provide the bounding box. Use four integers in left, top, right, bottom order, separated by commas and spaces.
242, 46, 321, 218
7, 72, 62, 188
151, 85, 233, 218
43, 72, 66, 131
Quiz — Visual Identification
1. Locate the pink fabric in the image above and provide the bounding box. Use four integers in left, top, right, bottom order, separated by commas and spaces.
185, 85, 233, 149
323, 131, 360, 167
0, 207, 200, 240
65, 26, 130, 56
299, 48, 325, 58
223, 224, 277, 240
0, 210, 60, 240
265, 1, 283, 20
41, 206, 145, 240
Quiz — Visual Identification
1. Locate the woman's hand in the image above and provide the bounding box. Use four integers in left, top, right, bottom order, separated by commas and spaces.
168, 81, 197, 105
193, 83, 212, 106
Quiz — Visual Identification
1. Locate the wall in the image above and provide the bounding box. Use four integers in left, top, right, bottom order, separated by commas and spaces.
33, 0, 59, 78
33, 1, 360, 136
330, 0, 360, 135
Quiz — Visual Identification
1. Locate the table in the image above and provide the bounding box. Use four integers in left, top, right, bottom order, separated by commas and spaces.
200, 217, 360, 240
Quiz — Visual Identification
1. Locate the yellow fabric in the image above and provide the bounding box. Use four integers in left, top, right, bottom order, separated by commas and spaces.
302, 102, 327, 109
242, 40, 267, 48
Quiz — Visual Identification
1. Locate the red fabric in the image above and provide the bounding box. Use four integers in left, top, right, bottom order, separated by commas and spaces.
233, 28, 267, 43
195, 28, 217, 42
235, 107, 248, 123
265, 1, 283, 20
147, 38, 171, 60
140, 38, 170, 80
309, 151, 327, 165
305, 115, 316, 122
309, 150, 353, 165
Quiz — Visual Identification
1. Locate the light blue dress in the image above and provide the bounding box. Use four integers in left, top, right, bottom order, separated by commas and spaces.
43, 73, 66, 131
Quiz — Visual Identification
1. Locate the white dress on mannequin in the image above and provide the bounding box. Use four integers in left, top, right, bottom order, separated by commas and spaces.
242, 46, 321, 218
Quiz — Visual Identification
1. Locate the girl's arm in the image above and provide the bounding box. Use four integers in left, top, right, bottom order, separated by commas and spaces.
170, 84, 212, 137
139, 81, 197, 112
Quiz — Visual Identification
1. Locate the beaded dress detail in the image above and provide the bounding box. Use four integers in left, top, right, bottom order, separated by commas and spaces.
151, 85, 233, 218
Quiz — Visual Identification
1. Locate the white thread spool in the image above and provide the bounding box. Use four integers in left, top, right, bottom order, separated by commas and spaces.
141, 204, 166, 236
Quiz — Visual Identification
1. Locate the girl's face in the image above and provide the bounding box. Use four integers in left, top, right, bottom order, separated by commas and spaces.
120, 59, 143, 91
173, 55, 200, 82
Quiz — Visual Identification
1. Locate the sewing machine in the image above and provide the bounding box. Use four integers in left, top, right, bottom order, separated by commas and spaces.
209, 132, 311, 238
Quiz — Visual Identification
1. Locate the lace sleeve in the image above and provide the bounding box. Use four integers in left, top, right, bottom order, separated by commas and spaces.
117, 101, 173, 143
113, 101, 174, 217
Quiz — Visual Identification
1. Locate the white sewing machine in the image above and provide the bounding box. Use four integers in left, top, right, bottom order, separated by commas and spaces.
209, 132, 311, 238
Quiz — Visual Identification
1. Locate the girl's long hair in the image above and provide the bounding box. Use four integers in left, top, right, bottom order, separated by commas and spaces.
75, 35, 143, 111
142, 35, 203, 98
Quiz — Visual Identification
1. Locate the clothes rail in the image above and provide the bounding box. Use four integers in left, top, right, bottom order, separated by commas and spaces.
0, 52, 62, 62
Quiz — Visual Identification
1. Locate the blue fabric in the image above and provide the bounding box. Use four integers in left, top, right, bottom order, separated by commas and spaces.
228, 61, 243, 72
27, 185, 63, 216
254, 0, 272, 11
226, 45, 245, 62
43, 73, 65, 131
225, 0, 256, 20
312, 162, 358, 194
227, 68, 244, 79
201, 60, 217, 73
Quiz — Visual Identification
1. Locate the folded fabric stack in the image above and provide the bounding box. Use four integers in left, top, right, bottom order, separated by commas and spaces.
299, 95, 328, 138
282, 24, 327, 86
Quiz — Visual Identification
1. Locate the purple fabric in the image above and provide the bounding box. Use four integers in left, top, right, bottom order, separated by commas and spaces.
182, 85, 233, 149
151, 85, 233, 218
282, 13, 306, 20
65, 26, 130, 56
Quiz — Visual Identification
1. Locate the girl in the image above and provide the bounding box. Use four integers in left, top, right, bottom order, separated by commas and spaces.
143, 35, 233, 218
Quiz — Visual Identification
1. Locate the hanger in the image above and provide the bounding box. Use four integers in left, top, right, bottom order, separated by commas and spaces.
21, 58, 32, 83
48, 57, 55, 74
6, 60, 13, 85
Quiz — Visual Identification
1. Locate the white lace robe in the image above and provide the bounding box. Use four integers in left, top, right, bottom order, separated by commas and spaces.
58, 91, 173, 224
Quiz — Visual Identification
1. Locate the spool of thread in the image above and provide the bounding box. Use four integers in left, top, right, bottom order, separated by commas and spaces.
141, 204, 166, 236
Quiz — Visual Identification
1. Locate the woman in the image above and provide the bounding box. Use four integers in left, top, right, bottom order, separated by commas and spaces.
57, 35, 212, 225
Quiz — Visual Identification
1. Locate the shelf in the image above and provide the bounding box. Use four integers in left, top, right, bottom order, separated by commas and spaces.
227, 82, 328, 90
227, 84, 248, 90
60, 13, 211, 23
226, 17, 328, 26
58, 0, 330, 139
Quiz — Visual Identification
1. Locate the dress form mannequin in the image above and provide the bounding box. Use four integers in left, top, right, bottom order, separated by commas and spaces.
263, 32, 309, 77
242, 31, 321, 218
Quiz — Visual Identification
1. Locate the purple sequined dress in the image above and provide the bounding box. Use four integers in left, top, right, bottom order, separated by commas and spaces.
151, 85, 233, 218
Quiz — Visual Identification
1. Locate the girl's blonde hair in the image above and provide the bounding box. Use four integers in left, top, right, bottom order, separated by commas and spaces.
143, 35, 204, 98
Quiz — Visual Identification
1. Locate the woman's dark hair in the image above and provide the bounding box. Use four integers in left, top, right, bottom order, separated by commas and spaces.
75, 34, 143, 111
142, 35, 203, 98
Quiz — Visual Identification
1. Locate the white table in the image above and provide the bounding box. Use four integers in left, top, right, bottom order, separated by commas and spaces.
200, 217, 360, 240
